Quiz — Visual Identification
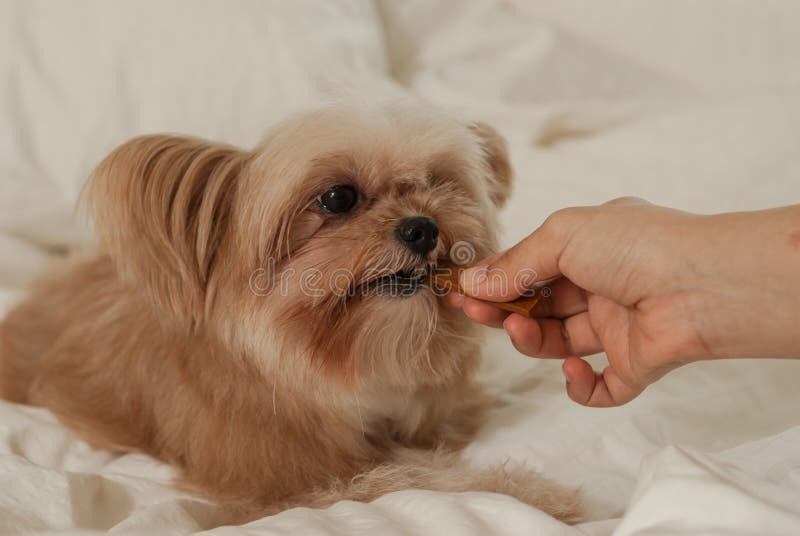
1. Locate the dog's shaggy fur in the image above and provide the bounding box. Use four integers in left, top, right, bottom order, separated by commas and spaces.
0, 102, 581, 523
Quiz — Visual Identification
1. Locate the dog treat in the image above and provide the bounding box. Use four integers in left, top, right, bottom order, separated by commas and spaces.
431, 264, 540, 318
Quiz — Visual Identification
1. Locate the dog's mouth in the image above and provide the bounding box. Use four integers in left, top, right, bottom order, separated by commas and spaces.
360, 267, 430, 298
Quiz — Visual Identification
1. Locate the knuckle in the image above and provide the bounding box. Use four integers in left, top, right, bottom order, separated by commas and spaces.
542, 206, 586, 234
539, 207, 587, 251
605, 196, 651, 207
544, 207, 575, 227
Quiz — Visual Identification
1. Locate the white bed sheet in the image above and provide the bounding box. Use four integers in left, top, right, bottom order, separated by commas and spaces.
2, 1, 800, 534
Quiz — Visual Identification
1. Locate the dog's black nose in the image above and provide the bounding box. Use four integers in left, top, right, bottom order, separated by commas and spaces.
395, 216, 439, 255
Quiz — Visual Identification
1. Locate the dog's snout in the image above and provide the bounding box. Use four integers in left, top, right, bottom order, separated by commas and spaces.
395, 216, 439, 255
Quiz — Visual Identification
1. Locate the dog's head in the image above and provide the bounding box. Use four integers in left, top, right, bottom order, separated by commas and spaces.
87, 102, 511, 389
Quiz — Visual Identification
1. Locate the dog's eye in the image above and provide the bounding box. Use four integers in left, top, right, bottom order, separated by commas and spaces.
318, 185, 358, 214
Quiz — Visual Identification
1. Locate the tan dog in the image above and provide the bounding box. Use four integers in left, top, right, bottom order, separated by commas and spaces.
0, 102, 580, 523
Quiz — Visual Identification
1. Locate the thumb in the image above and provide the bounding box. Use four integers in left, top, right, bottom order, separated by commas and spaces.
460, 209, 580, 301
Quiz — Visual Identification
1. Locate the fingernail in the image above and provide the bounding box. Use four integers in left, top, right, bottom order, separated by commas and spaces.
460, 266, 488, 294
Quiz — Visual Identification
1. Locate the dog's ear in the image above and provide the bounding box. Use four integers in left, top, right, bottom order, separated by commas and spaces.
86, 135, 247, 327
469, 122, 513, 208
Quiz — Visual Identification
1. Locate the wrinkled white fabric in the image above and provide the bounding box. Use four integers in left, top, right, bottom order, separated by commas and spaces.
0, 0, 390, 248
2, 1, 799, 534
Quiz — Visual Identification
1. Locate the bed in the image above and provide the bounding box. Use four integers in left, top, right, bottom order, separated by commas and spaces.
2, 1, 799, 534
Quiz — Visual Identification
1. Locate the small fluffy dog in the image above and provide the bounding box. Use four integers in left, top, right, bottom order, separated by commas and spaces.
0, 102, 579, 523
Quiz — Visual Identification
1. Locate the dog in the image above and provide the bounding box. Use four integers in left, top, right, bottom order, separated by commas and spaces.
0, 101, 580, 523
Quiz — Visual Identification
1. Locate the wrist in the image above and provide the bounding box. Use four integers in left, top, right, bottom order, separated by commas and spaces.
685, 206, 800, 360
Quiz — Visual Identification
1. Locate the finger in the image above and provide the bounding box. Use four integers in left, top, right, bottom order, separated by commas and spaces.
462, 297, 510, 328
562, 357, 596, 403
598, 366, 646, 405
464, 249, 506, 268
562, 312, 604, 356
440, 254, 508, 308
461, 197, 650, 302
443, 250, 505, 310
442, 250, 506, 308
532, 277, 588, 318
562, 357, 645, 407
503, 314, 571, 357
460, 210, 585, 301
503, 312, 603, 358
443, 291, 465, 308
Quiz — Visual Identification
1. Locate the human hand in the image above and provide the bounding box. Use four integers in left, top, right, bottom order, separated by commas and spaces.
448, 198, 800, 406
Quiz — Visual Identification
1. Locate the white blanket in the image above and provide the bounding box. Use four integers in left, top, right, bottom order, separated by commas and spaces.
2, 1, 799, 534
